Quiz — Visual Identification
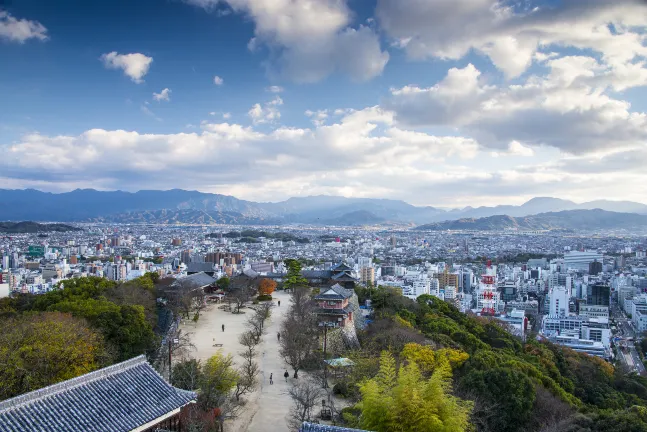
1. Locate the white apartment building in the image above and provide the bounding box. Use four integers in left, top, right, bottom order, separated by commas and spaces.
563, 251, 603, 272
579, 305, 609, 319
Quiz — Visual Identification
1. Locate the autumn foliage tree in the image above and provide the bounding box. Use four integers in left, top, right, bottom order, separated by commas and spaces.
258, 278, 277, 296
0, 312, 108, 399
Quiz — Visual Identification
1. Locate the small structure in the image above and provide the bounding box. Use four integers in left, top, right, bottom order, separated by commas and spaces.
314, 284, 356, 328
324, 357, 355, 379
299, 422, 372, 432
0, 355, 196, 432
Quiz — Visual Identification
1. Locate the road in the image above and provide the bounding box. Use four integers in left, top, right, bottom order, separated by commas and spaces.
611, 302, 646, 374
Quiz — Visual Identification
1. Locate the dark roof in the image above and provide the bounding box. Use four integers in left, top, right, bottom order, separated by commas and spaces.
186, 262, 215, 274
300, 422, 371, 432
177, 271, 217, 289
0, 355, 196, 432
330, 262, 353, 272
331, 272, 357, 281
303, 270, 333, 279
314, 283, 353, 300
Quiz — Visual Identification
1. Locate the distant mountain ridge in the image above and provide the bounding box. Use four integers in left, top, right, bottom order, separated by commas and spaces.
1, 189, 646, 226
415, 209, 647, 232
0, 221, 81, 233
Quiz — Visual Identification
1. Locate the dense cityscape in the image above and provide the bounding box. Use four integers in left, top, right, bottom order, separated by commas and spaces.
3, 0, 647, 431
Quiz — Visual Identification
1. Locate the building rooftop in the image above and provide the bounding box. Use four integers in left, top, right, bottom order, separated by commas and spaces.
0, 355, 196, 432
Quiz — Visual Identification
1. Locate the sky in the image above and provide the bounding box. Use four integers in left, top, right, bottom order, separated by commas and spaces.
1, 0, 647, 208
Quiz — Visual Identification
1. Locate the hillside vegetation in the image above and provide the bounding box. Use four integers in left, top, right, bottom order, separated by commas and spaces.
337, 286, 647, 432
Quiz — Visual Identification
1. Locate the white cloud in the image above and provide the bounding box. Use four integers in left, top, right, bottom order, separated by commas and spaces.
376, 0, 647, 78
223, 112, 231, 119
0, 10, 48, 43
507, 141, 535, 157
5, 103, 647, 206
153, 88, 171, 102
100, 52, 153, 83
187, 0, 389, 82
214, 75, 224, 85
387, 62, 647, 155
248, 96, 283, 124
305, 109, 328, 126
267, 85, 284, 93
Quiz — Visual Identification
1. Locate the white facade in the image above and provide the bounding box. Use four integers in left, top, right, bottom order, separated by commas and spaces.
548, 286, 569, 317
563, 251, 603, 271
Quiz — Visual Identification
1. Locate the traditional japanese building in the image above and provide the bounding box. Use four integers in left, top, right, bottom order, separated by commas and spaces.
0, 355, 196, 432
313, 283, 357, 328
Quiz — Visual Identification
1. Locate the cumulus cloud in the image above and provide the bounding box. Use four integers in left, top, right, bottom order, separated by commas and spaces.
186, 0, 389, 82
100, 52, 153, 83
4, 107, 540, 205
0, 10, 48, 43
213, 75, 224, 85
248, 96, 283, 124
376, 0, 647, 78
153, 88, 171, 102
387, 61, 647, 155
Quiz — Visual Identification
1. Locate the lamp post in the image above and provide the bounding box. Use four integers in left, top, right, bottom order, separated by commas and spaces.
319, 322, 335, 388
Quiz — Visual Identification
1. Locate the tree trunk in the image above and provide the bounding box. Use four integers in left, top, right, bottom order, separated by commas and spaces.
293, 369, 299, 379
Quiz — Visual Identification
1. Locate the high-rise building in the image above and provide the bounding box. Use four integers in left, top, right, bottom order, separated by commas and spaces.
587, 283, 610, 307
434, 270, 459, 291
172, 238, 182, 246
180, 250, 192, 264
548, 286, 569, 317
360, 267, 375, 286
589, 260, 602, 275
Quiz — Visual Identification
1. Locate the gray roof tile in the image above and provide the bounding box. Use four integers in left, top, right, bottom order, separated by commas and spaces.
0, 355, 196, 432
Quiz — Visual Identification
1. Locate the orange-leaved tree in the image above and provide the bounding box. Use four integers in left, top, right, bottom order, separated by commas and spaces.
258, 278, 277, 296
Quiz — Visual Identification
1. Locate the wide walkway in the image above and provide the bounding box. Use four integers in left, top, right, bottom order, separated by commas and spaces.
246, 289, 293, 431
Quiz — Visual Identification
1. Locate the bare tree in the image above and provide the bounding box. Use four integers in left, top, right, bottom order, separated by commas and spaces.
235, 331, 259, 402
229, 290, 248, 314
280, 315, 317, 378
286, 378, 326, 430
246, 314, 266, 344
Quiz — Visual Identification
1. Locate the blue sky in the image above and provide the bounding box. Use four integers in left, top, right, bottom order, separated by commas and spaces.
1, 0, 647, 207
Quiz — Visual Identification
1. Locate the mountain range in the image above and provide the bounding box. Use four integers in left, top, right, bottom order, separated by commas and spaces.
1, 189, 647, 227
415, 209, 647, 232
0, 221, 82, 234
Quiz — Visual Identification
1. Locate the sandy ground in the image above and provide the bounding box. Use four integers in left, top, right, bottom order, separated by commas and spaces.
179, 290, 294, 431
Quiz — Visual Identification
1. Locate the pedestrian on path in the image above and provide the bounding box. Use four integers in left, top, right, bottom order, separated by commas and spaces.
284, 370, 289, 382
278, 300, 281, 307
222, 324, 225, 332
269, 373, 273, 385
277, 332, 281, 342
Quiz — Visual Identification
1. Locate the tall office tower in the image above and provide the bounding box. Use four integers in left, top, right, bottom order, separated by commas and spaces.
589, 260, 602, 275
360, 267, 375, 285
587, 283, 610, 307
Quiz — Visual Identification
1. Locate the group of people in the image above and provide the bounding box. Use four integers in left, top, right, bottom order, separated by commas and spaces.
268, 370, 290, 385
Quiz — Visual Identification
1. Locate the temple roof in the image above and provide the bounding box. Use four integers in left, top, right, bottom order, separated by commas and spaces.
314, 283, 353, 300
0, 355, 196, 432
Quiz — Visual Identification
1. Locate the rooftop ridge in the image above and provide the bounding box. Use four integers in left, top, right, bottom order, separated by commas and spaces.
0, 355, 148, 413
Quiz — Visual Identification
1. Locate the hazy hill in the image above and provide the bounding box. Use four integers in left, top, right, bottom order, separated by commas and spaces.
1, 189, 646, 226
415, 209, 647, 231
0, 221, 81, 233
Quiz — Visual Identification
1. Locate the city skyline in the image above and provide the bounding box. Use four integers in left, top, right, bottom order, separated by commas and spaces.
2, 0, 647, 207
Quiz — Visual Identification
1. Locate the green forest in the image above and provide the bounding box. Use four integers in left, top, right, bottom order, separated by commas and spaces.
0, 274, 160, 400
336, 286, 647, 432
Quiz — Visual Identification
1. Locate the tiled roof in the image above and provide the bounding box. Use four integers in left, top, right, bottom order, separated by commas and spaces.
0, 355, 196, 432
299, 422, 371, 432
331, 272, 357, 281
314, 283, 353, 300
186, 262, 215, 274
303, 270, 333, 279
177, 271, 216, 289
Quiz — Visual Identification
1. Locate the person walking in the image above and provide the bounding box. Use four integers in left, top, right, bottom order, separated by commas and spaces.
269, 373, 273, 385
222, 324, 225, 332
284, 370, 289, 382
277, 332, 281, 342
278, 300, 281, 307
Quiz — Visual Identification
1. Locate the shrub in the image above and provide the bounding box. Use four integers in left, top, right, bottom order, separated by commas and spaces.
257, 294, 273, 301
333, 381, 350, 398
